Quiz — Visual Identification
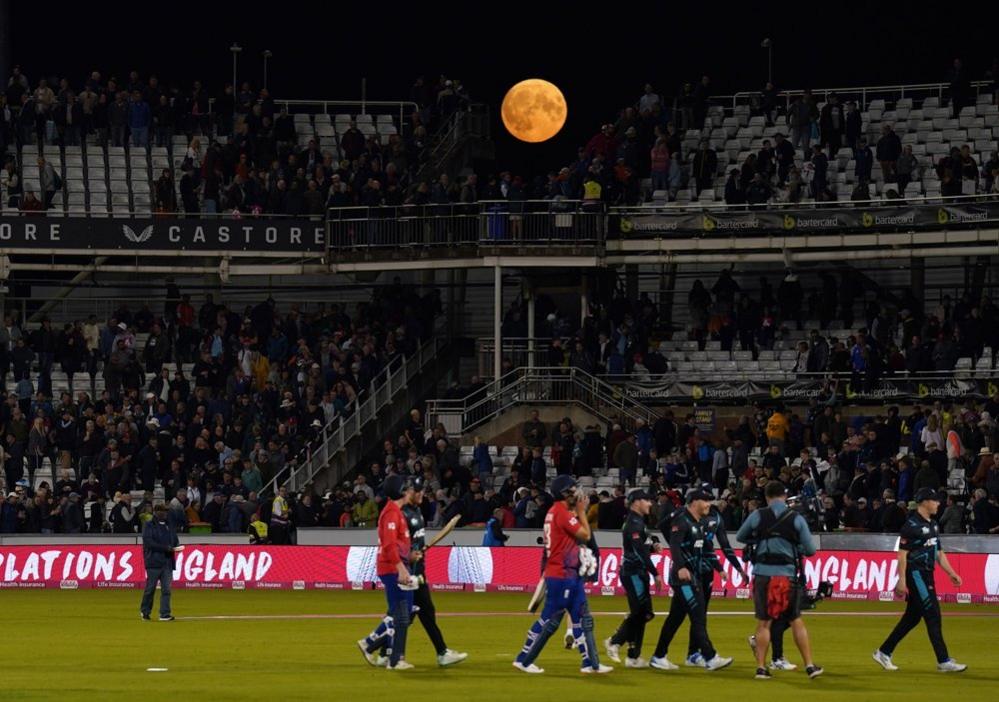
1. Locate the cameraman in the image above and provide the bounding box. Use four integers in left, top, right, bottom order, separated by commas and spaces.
737, 481, 823, 680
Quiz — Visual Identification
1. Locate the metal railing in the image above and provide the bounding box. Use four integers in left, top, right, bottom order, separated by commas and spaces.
612, 191, 999, 214
263, 335, 446, 495
425, 366, 659, 439
416, 103, 491, 180
717, 80, 994, 113
327, 199, 606, 249
270, 99, 419, 130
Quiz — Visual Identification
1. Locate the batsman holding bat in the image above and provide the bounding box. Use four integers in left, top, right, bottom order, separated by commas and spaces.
403, 476, 468, 666
513, 475, 611, 674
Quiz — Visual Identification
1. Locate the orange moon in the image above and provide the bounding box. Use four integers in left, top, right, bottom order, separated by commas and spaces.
501, 79, 567, 143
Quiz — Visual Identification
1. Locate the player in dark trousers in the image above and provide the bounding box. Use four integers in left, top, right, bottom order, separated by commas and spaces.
514, 475, 611, 674
737, 481, 822, 680
873, 488, 967, 673
650, 487, 733, 672
605, 489, 663, 667
686, 488, 748, 666
405, 476, 468, 666
140, 503, 180, 621
357, 475, 418, 670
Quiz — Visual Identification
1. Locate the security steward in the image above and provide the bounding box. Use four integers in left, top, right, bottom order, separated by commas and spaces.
737, 481, 822, 680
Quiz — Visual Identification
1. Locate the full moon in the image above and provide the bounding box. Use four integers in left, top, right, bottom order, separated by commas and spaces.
501, 79, 567, 143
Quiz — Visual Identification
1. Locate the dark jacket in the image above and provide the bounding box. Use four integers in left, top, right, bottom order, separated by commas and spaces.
142, 517, 179, 569
876, 132, 902, 162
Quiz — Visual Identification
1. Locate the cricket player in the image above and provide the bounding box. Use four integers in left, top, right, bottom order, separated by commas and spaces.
357, 474, 418, 670
514, 474, 611, 674
650, 487, 733, 672
686, 487, 748, 666
605, 489, 662, 667
873, 487, 967, 673
736, 481, 822, 680
404, 476, 468, 666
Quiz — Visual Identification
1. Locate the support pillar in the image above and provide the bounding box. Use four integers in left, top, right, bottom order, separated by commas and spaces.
910, 257, 925, 314
493, 264, 502, 380
526, 283, 535, 369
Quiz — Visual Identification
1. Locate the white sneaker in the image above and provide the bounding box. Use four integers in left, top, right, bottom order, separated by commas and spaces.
437, 649, 468, 667
685, 652, 705, 667
769, 658, 798, 671
937, 659, 967, 673
704, 655, 734, 671
387, 660, 415, 671
872, 650, 899, 671
513, 661, 544, 674
650, 656, 679, 671
581, 664, 613, 674
604, 637, 621, 663
357, 639, 381, 667
625, 657, 649, 668
747, 635, 757, 652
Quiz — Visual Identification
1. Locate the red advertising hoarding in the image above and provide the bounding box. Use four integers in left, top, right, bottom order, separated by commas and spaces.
1, 545, 997, 603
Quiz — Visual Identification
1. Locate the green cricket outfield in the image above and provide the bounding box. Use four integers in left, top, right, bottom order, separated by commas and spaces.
4, 589, 996, 700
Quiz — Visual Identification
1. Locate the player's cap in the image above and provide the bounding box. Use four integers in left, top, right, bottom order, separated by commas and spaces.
627, 489, 653, 503
550, 474, 578, 499
686, 488, 714, 503
383, 474, 409, 500
914, 487, 944, 503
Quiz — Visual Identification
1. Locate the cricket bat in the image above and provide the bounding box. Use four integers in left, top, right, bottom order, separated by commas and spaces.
425, 515, 461, 549
527, 577, 546, 613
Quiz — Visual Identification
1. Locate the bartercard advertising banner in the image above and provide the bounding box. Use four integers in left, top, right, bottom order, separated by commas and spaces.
626, 378, 997, 404
613, 202, 999, 237
2, 545, 998, 602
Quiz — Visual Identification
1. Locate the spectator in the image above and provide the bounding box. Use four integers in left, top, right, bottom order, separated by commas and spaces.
691, 141, 718, 195
819, 92, 844, 157
854, 137, 874, 183
896, 144, 919, 195
844, 100, 862, 151
154, 169, 177, 213
521, 409, 547, 448
876, 124, 902, 182
787, 90, 817, 159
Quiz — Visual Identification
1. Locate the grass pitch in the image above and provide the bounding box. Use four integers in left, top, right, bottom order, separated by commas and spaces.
5, 589, 996, 700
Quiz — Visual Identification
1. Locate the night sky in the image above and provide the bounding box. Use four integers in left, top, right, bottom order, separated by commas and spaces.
8, 3, 998, 177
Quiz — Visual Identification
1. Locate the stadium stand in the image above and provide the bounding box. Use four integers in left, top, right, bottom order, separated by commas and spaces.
0, 279, 443, 536
0, 69, 476, 215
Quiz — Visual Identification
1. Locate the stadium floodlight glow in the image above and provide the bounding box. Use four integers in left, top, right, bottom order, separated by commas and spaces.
230, 43, 243, 89
262, 50, 273, 90
761, 38, 773, 84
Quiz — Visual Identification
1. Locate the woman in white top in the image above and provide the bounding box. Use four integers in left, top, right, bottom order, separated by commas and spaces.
185, 137, 202, 170
920, 414, 944, 453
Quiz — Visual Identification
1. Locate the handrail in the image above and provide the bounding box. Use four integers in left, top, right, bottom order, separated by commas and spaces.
263, 335, 445, 496
612, 191, 999, 214
426, 366, 660, 438
717, 79, 994, 112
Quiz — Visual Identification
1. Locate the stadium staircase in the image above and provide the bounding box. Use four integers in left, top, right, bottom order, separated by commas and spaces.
265, 334, 455, 495
424, 366, 660, 442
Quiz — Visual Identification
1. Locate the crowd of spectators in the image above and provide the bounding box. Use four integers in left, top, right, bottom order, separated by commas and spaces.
493, 267, 999, 385
287, 395, 999, 539
0, 277, 442, 536
491, 59, 999, 208
1, 66, 479, 216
